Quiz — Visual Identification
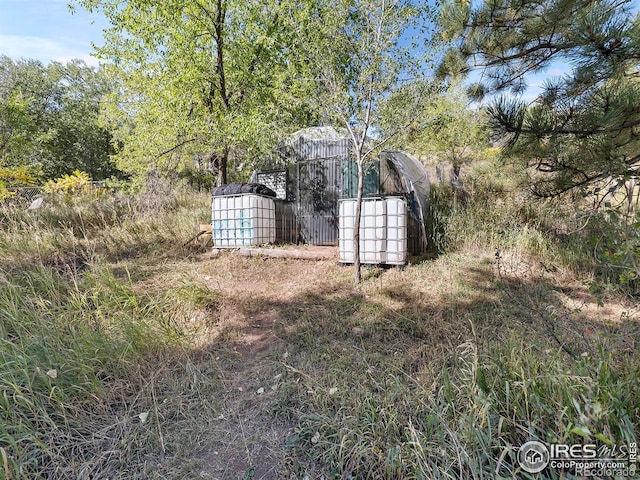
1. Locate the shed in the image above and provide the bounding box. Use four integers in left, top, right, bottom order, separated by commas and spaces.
251, 126, 430, 254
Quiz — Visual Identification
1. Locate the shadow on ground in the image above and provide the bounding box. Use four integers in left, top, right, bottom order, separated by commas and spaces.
131, 252, 639, 479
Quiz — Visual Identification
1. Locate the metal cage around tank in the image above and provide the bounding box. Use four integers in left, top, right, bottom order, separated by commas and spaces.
211, 194, 276, 247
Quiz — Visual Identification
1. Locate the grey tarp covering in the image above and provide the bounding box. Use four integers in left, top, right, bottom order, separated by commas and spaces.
380, 151, 430, 252
212, 182, 276, 197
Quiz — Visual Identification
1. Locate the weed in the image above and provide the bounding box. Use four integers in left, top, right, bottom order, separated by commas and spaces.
0, 186, 216, 478
0, 175, 637, 479
269, 251, 638, 479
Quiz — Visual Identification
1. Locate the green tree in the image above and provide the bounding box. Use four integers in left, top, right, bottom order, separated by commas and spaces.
439, 0, 640, 198
76, 0, 317, 185
0, 56, 52, 178
44, 61, 118, 180
380, 81, 488, 180
298, 0, 433, 283
0, 56, 117, 181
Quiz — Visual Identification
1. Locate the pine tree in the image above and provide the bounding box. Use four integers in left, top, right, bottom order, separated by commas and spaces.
439, 0, 640, 197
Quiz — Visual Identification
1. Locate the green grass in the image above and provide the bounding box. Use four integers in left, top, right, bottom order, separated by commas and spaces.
429, 159, 639, 298
0, 266, 176, 477
0, 186, 215, 478
271, 255, 639, 479
0, 177, 637, 479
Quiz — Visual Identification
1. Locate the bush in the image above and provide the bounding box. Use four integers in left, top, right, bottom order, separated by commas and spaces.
43, 170, 93, 196
570, 210, 640, 297
0, 180, 12, 202
426, 157, 639, 297
0, 166, 39, 187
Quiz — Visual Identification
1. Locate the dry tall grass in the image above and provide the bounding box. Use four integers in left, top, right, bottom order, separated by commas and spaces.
0, 174, 637, 479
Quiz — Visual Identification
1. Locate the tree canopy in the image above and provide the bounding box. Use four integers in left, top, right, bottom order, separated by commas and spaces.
0, 56, 117, 183
439, 0, 640, 197
77, 0, 318, 185
379, 81, 488, 174
297, 0, 430, 144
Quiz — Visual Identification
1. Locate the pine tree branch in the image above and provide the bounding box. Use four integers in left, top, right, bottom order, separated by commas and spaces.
472, 41, 574, 68
511, 117, 640, 136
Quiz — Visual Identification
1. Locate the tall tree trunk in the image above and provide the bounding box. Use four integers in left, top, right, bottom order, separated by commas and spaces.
215, 147, 229, 187
214, 0, 230, 110
353, 156, 364, 284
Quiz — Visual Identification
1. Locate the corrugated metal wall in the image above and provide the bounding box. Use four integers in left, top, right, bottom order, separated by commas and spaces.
297, 158, 341, 245
254, 128, 438, 251
274, 199, 298, 244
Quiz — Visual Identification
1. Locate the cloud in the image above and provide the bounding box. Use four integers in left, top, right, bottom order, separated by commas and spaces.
0, 34, 100, 67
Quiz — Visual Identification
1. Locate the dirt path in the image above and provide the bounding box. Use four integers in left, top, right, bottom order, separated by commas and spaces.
192, 253, 345, 479
152, 248, 639, 479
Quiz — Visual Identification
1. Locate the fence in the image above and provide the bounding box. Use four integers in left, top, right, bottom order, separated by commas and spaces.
1, 187, 44, 206
1, 182, 107, 206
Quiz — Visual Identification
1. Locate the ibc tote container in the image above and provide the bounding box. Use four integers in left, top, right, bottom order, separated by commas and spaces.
384, 197, 408, 265
338, 197, 407, 265
212, 194, 275, 247
339, 198, 386, 264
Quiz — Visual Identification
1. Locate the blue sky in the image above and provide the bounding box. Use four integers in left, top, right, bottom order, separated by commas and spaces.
0, 0, 572, 103
0, 0, 107, 66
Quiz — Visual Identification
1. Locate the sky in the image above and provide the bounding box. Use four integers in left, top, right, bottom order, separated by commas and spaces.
0, 0, 108, 66
0, 0, 585, 103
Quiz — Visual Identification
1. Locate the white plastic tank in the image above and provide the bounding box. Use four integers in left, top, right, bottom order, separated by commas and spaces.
338, 197, 407, 265
212, 194, 275, 247
384, 197, 407, 265
339, 199, 361, 263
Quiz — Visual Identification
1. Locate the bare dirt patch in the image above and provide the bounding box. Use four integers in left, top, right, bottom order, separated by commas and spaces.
178, 253, 350, 479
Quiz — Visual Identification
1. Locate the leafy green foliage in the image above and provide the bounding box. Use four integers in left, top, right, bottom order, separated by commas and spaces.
380, 82, 488, 169
299, 0, 431, 141
439, 0, 640, 197
0, 56, 119, 180
581, 209, 640, 296
43, 170, 94, 196
76, 0, 318, 184
0, 165, 39, 187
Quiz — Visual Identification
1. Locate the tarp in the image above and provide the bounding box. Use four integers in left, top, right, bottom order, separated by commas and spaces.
380, 152, 430, 252
212, 182, 276, 198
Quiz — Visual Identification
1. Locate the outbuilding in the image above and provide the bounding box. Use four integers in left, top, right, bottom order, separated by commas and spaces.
250, 126, 431, 255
